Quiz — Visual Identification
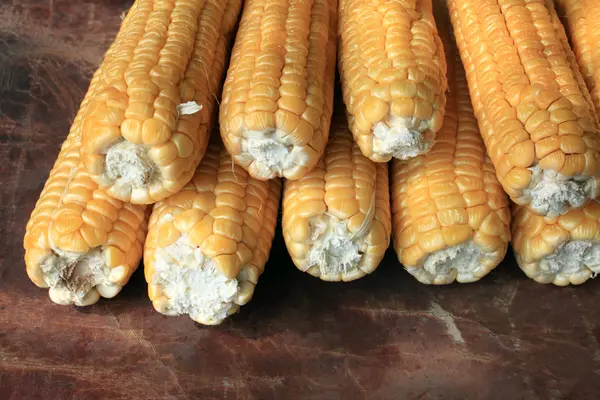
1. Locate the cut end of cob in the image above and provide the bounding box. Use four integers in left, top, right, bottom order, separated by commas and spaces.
524, 166, 595, 218
151, 235, 253, 325
105, 141, 156, 189
306, 214, 365, 279
519, 240, 600, 286
405, 241, 501, 285
244, 128, 297, 179
144, 139, 281, 324
41, 247, 126, 306
512, 200, 600, 286
373, 116, 433, 160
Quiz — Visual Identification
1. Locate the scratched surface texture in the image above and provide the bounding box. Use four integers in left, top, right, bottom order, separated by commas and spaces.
1, 0, 600, 399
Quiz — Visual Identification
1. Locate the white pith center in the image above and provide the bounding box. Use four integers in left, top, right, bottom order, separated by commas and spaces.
40, 247, 123, 306
153, 235, 239, 323
423, 241, 493, 281
525, 166, 596, 218
307, 214, 366, 275
540, 240, 600, 276
373, 115, 431, 160
105, 140, 156, 187
245, 128, 301, 175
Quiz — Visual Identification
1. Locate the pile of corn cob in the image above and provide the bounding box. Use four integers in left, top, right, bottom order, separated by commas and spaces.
22, 0, 600, 324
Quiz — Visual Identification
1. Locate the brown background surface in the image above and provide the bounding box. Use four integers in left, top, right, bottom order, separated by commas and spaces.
1, 1, 600, 399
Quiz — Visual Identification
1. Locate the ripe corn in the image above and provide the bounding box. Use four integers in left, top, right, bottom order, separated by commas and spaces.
337, 0, 448, 163
80, 0, 242, 204
511, 201, 600, 286
144, 136, 281, 325
219, 0, 337, 181
392, 42, 510, 284
556, 0, 600, 120
447, 0, 600, 218
23, 69, 149, 306
282, 109, 392, 281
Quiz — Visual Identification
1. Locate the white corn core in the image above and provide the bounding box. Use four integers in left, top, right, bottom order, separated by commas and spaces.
306, 214, 366, 277
524, 166, 596, 218
540, 241, 600, 277
244, 128, 305, 177
373, 115, 432, 160
152, 235, 241, 325
105, 141, 156, 188
41, 247, 123, 306
406, 241, 498, 284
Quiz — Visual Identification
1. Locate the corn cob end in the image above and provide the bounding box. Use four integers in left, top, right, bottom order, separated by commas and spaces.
371, 115, 435, 161
102, 141, 157, 192
35, 246, 132, 306
235, 127, 313, 181
519, 166, 598, 219
402, 240, 508, 285
298, 212, 380, 282
147, 231, 247, 325
515, 240, 600, 286
512, 202, 600, 286
25, 195, 147, 307
145, 140, 281, 324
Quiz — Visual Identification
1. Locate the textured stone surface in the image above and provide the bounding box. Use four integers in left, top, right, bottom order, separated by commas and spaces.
1, 1, 600, 399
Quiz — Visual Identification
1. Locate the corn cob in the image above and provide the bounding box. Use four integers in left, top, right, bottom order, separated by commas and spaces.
144, 136, 281, 325
80, 0, 242, 204
447, 0, 600, 219
282, 109, 391, 281
512, 201, 600, 285
337, 0, 447, 163
556, 0, 600, 120
24, 68, 149, 307
219, 0, 337, 181
392, 42, 510, 284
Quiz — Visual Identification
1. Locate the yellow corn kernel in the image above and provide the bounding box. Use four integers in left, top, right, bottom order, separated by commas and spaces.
80, 0, 243, 204
392, 36, 510, 285
447, 0, 600, 218
144, 135, 281, 325
282, 109, 392, 282
338, 0, 448, 162
220, 0, 337, 180
23, 68, 149, 306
